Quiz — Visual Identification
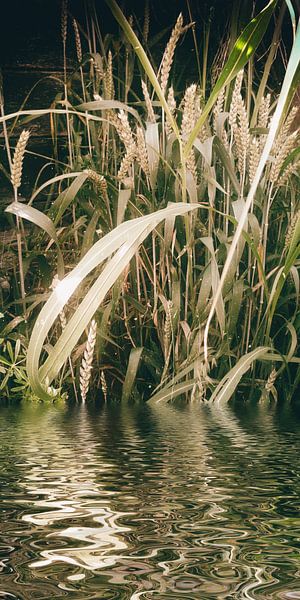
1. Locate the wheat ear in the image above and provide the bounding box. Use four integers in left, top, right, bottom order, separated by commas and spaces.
141, 80, 156, 123
11, 129, 30, 312
11, 130, 30, 194
80, 319, 97, 403
73, 18, 82, 63
160, 14, 184, 96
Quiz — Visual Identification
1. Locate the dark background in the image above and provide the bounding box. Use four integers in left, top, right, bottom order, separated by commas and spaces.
0, 0, 292, 67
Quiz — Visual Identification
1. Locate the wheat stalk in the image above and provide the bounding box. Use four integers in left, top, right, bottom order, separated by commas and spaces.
80, 319, 97, 403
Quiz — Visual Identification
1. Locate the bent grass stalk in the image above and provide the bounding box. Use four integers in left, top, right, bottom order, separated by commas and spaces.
11, 130, 30, 314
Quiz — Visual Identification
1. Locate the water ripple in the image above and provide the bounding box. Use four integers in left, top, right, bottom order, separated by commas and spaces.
0, 402, 300, 598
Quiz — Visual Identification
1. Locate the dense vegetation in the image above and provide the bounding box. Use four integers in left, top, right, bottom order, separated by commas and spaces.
0, 0, 299, 404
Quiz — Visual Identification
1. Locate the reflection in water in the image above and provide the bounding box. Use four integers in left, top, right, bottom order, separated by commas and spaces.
21, 408, 131, 574
0, 401, 300, 598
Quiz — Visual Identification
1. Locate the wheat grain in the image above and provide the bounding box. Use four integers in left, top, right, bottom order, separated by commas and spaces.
163, 300, 173, 358
136, 126, 150, 177
236, 94, 250, 176
228, 70, 243, 128
160, 14, 184, 96
213, 88, 225, 133
61, 0, 68, 45
84, 168, 109, 200
165, 86, 176, 137
80, 319, 97, 403
270, 129, 298, 183
143, 0, 150, 43
181, 84, 198, 179
141, 80, 156, 123
11, 130, 30, 191
284, 210, 300, 251
249, 137, 260, 185
258, 93, 271, 129
265, 368, 277, 392
278, 158, 300, 187
104, 50, 114, 100
73, 19, 82, 63
100, 370, 107, 401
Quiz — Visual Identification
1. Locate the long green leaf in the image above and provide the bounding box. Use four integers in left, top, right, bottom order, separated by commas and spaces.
104, 0, 180, 140
204, 20, 300, 358
5, 201, 64, 278
122, 347, 144, 402
184, 0, 277, 157
209, 347, 272, 406
27, 203, 199, 400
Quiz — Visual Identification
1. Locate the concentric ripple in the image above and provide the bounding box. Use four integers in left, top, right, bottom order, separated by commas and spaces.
0, 401, 300, 599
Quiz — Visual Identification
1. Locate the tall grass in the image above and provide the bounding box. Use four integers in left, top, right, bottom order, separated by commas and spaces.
0, 0, 299, 404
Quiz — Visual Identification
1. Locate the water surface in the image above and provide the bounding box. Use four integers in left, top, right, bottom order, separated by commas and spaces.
0, 401, 300, 599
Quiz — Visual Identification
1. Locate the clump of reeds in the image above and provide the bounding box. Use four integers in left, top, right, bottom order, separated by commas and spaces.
2, 2, 299, 405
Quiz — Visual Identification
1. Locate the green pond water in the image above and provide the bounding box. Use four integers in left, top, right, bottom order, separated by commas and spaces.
1, 401, 300, 599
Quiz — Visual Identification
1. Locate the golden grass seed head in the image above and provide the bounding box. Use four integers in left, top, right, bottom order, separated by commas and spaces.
228, 69, 243, 128
163, 300, 173, 356
160, 13, 184, 96
11, 130, 30, 190
249, 137, 260, 185
284, 210, 300, 252
84, 169, 108, 199
141, 80, 156, 123
265, 368, 277, 392
61, 0, 68, 45
278, 158, 300, 187
72, 18, 82, 63
165, 86, 176, 137
143, 0, 150, 43
117, 150, 136, 180
181, 83, 197, 140
213, 88, 225, 133
117, 110, 136, 149
100, 370, 107, 401
104, 50, 114, 100
136, 126, 150, 177
270, 129, 298, 183
80, 319, 97, 403
257, 93, 271, 129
